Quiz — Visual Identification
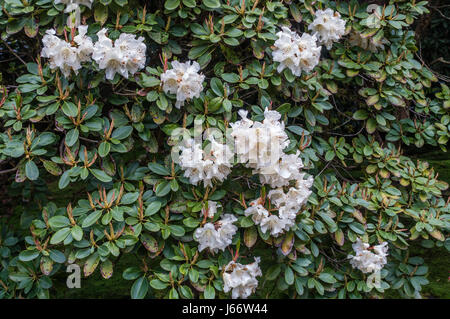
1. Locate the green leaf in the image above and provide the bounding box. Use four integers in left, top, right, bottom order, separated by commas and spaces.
295, 277, 304, 295
203, 0, 220, 9
48, 216, 70, 229
179, 285, 194, 298
123, 267, 142, 280
221, 73, 240, 83
25, 160, 39, 181
169, 225, 185, 237
325, 150, 335, 161
155, 180, 171, 197
285, 267, 294, 285
319, 272, 336, 284
287, 126, 309, 136
208, 189, 226, 200
145, 201, 162, 216
50, 227, 71, 244
82, 210, 102, 228
353, 110, 369, 120
366, 118, 377, 134
189, 268, 199, 283
349, 222, 366, 235
58, 171, 71, 189
164, 0, 180, 10
210, 78, 224, 96
204, 284, 215, 299
89, 168, 113, 183
19, 249, 40, 262
111, 126, 133, 140
98, 141, 111, 157
148, 163, 170, 175
62, 101, 78, 118
141, 75, 161, 87
223, 99, 232, 112
65, 128, 79, 147
49, 249, 66, 263
131, 276, 149, 299
121, 192, 140, 205
266, 264, 281, 280
169, 287, 179, 299
71, 225, 83, 241
150, 279, 169, 289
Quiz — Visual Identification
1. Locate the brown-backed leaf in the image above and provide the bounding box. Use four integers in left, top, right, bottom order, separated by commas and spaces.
244, 226, 258, 248
84, 253, 100, 277
100, 260, 114, 279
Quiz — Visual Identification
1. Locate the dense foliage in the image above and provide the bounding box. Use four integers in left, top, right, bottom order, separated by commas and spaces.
0, 0, 449, 299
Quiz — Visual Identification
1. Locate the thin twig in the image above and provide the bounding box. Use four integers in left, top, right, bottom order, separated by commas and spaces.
1, 40, 27, 66
0, 166, 17, 175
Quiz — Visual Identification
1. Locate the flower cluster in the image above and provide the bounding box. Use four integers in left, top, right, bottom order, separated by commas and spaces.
308, 8, 346, 50
231, 108, 310, 188
176, 108, 313, 238
177, 108, 311, 190
193, 214, 238, 253
161, 60, 205, 108
232, 108, 313, 237
41, 27, 146, 80
348, 238, 389, 274
178, 137, 233, 187
92, 29, 146, 80
222, 257, 262, 299
245, 177, 313, 237
230, 109, 289, 175
41, 26, 93, 78
258, 151, 307, 188
272, 27, 321, 77
272, 9, 345, 76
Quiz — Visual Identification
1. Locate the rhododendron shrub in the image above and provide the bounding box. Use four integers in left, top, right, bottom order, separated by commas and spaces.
0, 0, 449, 299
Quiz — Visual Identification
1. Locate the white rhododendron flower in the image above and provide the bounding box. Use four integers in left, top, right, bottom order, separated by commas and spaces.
201, 200, 218, 218
230, 108, 312, 189
259, 215, 289, 237
41, 27, 93, 78
217, 214, 238, 242
348, 238, 389, 273
230, 108, 289, 170
178, 139, 204, 186
244, 199, 269, 224
161, 60, 205, 108
245, 176, 313, 237
308, 8, 346, 50
92, 29, 146, 80
54, 0, 93, 26
193, 223, 219, 252
272, 27, 321, 76
223, 257, 262, 299
258, 151, 307, 188
54, 0, 93, 12
73, 25, 94, 62
194, 214, 237, 253
178, 137, 233, 187
234, 107, 313, 237
41, 29, 80, 78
